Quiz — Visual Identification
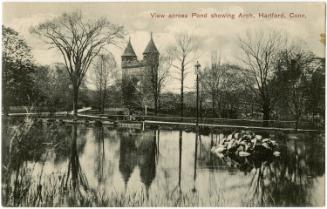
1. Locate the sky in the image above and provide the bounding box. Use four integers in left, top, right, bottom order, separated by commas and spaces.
3, 2, 325, 92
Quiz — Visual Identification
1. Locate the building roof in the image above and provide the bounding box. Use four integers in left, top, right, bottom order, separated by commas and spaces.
122, 38, 137, 57
143, 33, 159, 54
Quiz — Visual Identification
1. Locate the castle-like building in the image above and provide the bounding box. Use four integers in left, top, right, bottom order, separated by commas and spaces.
121, 33, 159, 78
121, 33, 160, 108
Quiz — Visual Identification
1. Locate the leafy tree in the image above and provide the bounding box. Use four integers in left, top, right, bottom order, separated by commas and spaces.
200, 63, 254, 118
33, 63, 71, 112
304, 58, 325, 124
273, 48, 315, 128
107, 81, 123, 108
2, 26, 37, 113
121, 76, 140, 110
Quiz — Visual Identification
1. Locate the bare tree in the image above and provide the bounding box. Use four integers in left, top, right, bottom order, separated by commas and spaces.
144, 53, 172, 115
31, 11, 124, 116
157, 54, 172, 112
169, 33, 199, 119
238, 30, 284, 126
220, 64, 255, 118
92, 53, 117, 114
200, 58, 227, 117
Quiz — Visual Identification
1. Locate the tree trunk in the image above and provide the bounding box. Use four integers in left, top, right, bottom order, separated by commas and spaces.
180, 68, 184, 121
295, 117, 299, 130
211, 93, 215, 117
157, 97, 160, 116
154, 96, 158, 116
199, 93, 203, 120
72, 84, 79, 118
251, 101, 254, 118
217, 100, 221, 118
101, 90, 105, 114
312, 109, 315, 123
101, 99, 104, 114
3, 86, 9, 115
262, 103, 270, 127
295, 111, 301, 130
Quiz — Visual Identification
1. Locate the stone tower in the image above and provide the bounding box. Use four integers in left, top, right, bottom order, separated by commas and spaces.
121, 33, 160, 110
143, 33, 159, 68
121, 38, 143, 70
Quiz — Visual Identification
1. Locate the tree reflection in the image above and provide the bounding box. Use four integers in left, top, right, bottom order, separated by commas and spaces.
2, 120, 91, 206
61, 124, 89, 205
94, 125, 106, 184
2, 119, 49, 206
246, 137, 325, 206
178, 130, 182, 191
202, 132, 324, 206
155, 129, 160, 163
170, 130, 183, 203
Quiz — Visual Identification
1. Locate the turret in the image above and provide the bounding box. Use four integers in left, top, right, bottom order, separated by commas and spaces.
121, 38, 138, 66
143, 33, 159, 65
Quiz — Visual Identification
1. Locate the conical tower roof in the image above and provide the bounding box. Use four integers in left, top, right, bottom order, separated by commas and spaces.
122, 38, 137, 57
143, 33, 159, 54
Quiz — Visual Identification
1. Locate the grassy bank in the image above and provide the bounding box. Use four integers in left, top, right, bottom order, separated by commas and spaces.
2, 171, 224, 207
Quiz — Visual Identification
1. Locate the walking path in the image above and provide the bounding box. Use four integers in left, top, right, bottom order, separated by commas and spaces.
7, 107, 92, 116
5, 111, 320, 133
144, 120, 320, 133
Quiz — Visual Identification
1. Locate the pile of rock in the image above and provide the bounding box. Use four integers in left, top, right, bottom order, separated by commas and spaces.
211, 130, 280, 160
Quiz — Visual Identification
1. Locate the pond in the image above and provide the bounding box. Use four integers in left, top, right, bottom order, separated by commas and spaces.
2, 119, 325, 206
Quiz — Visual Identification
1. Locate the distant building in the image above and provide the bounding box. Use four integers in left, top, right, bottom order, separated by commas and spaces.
121, 33, 159, 109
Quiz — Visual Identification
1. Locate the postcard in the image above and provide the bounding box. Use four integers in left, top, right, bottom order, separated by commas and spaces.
2, 2, 325, 207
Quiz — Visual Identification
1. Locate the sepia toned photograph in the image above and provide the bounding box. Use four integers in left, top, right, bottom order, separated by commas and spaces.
1, 2, 325, 207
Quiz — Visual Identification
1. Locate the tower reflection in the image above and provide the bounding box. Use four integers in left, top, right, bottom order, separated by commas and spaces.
118, 129, 157, 197
119, 130, 137, 190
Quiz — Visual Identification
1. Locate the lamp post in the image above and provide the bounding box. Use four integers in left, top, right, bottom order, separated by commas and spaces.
195, 61, 201, 130
192, 60, 201, 193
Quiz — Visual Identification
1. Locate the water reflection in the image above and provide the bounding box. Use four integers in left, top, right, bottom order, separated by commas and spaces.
118, 129, 157, 198
204, 133, 325, 206
94, 125, 106, 184
178, 130, 182, 191
2, 121, 325, 207
139, 130, 157, 198
192, 131, 198, 193
61, 124, 89, 206
2, 120, 53, 206
119, 130, 137, 189
245, 137, 325, 206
